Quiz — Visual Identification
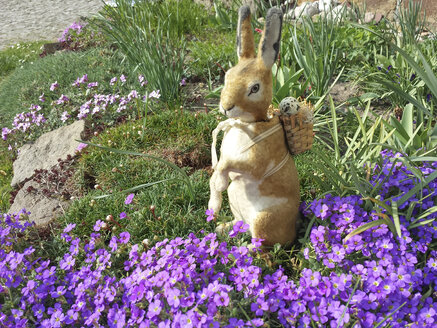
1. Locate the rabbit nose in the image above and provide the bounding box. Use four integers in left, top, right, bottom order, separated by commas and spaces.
223, 105, 235, 112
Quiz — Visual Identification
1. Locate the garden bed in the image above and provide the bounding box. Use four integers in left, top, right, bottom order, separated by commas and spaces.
0, 0, 436, 327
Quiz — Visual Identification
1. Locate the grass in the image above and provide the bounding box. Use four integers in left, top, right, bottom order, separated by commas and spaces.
0, 41, 47, 82
186, 28, 237, 82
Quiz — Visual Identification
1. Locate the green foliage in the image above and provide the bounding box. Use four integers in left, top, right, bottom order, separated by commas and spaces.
96, 0, 203, 104
0, 47, 132, 125
0, 148, 13, 213
209, 1, 239, 31
393, 0, 427, 47
335, 23, 388, 70
271, 64, 307, 106
288, 15, 342, 98
384, 104, 437, 157
0, 41, 47, 82
187, 29, 236, 81
312, 98, 391, 197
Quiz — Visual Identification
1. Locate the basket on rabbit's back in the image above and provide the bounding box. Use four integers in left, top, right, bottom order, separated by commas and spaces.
208, 5, 311, 247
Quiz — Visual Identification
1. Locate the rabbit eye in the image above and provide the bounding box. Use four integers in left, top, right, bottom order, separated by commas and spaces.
249, 83, 260, 96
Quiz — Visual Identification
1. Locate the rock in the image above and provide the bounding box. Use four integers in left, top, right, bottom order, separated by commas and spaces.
293, 1, 320, 19
11, 120, 85, 187
8, 180, 70, 227
318, 0, 338, 13
353, 0, 437, 31
363, 12, 375, 23
325, 4, 357, 21
373, 13, 383, 24
362, 12, 384, 24
41, 42, 63, 55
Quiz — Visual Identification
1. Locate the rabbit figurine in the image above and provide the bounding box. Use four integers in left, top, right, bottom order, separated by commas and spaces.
208, 5, 300, 246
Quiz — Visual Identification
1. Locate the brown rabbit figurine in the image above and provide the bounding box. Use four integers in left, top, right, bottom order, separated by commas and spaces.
208, 5, 301, 246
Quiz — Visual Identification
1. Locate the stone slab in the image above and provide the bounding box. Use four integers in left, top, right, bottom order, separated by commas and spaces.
8, 180, 70, 227
11, 120, 85, 187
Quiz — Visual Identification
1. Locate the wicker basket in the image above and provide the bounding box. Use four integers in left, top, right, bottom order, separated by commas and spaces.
278, 101, 314, 155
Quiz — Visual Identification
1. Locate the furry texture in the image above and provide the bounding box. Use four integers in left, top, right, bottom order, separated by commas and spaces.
209, 5, 301, 246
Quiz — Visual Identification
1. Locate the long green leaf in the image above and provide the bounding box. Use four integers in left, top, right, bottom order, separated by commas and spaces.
408, 218, 436, 230
93, 179, 173, 199
344, 219, 387, 242
398, 170, 437, 205
391, 201, 402, 237
374, 302, 407, 328
337, 277, 361, 328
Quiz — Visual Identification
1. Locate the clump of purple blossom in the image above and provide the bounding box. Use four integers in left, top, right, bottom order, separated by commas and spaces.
0, 151, 435, 327
58, 22, 87, 43
1, 74, 160, 150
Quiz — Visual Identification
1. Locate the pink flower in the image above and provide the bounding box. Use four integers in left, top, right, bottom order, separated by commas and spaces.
124, 193, 134, 205
76, 143, 88, 152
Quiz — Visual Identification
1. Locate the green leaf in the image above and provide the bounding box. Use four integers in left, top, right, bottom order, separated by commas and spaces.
93, 179, 173, 199
408, 218, 436, 230
374, 302, 407, 328
344, 219, 387, 242
398, 170, 437, 205
401, 104, 414, 138
363, 197, 391, 213
391, 202, 402, 238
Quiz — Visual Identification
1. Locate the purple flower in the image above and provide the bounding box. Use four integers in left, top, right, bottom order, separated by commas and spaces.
167, 288, 180, 308
60, 111, 70, 123
147, 299, 162, 319
50, 81, 59, 91
149, 90, 161, 99
110, 77, 117, 85
120, 74, 127, 84
427, 258, 437, 270
59, 254, 75, 270
55, 94, 70, 105
119, 212, 127, 219
87, 82, 98, 89
229, 220, 250, 238
119, 232, 130, 244
125, 193, 134, 205
76, 143, 88, 152
93, 220, 105, 232
39, 93, 45, 102
205, 208, 214, 222
2, 127, 11, 141
109, 236, 118, 252
180, 78, 187, 86
138, 74, 148, 87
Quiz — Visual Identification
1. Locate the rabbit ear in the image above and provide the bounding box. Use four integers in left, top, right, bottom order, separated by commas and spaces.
258, 7, 283, 69
237, 5, 255, 60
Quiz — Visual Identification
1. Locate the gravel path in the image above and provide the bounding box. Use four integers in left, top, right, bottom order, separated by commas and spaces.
0, 0, 104, 50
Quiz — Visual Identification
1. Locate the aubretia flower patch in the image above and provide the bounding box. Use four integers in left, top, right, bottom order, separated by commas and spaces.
0, 152, 436, 327
1, 73, 161, 151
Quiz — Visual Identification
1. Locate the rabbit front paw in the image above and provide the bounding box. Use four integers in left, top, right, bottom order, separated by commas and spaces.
208, 192, 222, 215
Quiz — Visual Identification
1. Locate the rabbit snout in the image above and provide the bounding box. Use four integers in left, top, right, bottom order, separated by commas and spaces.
219, 104, 235, 115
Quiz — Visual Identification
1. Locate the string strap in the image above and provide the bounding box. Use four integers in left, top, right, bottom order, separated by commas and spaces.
211, 119, 284, 178
262, 152, 290, 179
